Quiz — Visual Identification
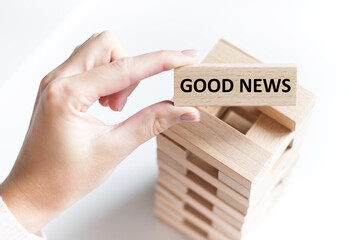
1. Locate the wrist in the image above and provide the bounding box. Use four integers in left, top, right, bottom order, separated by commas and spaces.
0, 173, 68, 233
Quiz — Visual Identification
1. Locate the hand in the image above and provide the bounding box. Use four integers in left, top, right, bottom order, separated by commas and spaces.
0, 31, 200, 233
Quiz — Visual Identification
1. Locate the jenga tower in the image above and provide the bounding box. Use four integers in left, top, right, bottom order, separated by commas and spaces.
154, 39, 315, 240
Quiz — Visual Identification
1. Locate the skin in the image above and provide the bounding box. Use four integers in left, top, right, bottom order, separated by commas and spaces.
0, 31, 200, 233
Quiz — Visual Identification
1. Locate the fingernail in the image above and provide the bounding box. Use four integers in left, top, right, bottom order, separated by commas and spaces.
181, 49, 199, 57
103, 98, 109, 106
117, 98, 127, 111
180, 112, 200, 122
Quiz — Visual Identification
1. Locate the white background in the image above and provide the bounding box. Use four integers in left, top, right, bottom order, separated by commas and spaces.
0, 0, 360, 239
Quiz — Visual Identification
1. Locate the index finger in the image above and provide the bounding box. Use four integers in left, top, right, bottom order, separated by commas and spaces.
70, 49, 199, 109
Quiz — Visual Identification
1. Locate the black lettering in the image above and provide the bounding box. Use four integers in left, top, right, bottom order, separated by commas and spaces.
222, 79, 233, 92
264, 79, 281, 92
180, 79, 192, 92
282, 79, 291, 92
240, 79, 252, 92
208, 79, 220, 92
194, 79, 206, 92
254, 79, 262, 92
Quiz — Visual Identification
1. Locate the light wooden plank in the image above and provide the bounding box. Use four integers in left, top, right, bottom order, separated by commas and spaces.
200, 39, 258, 117
258, 85, 315, 130
216, 189, 248, 215
158, 168, 188, 193
218, 171, 250, 199
213, 205, 243, 228
156, 181, 241, 238
155, 198, 184, 222
158, 158, 245, 222
248, 150, 300, 213
157, 134, 188, 159
288, 112, 312, 148
188, 152, 218, 178
156, 183, 184, 209
242, 178, 289, 239
246, 114, 295, 186
157, 149, 187, 175
158, 149, 249, 207
210, 221, 241, 240
174, 63, 297, 106
155, 208, 207, 240
227, 106, 261, 124
164, 107, 272, 189
222, 109, 253, 134
217, 114, 310, 202
156, 193, 232, 240
200, 38, 315, 130
218, 141, 300, 212
246, 114, 294, 155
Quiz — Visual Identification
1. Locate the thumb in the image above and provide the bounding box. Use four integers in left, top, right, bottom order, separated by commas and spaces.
114, 101, 200, 151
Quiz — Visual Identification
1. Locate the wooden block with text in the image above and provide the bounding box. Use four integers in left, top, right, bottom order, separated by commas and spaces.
174, 63, 297, 106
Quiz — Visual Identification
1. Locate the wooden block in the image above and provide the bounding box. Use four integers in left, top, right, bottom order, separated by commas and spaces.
210, 220, 241, 240
213, 205, 243, 228
288, 112, 312, 148
230, 106, 261, 123
246, 114, 294, 155
163, 107, 272, 189
157, 180, 241, 239
218, 171, 250, 199
174, 63, 297, 106
156, 183, 184, 209
221, 109, 253, 134
216, 188, 248, 215
187, 152, 218, 178
154, 207, 183, 232
156, 193, 232, 240
157, 149, 187, 175
158, 148, 249, 208
217, 142, 300, 216
257, 85, 315, 130
247, 150, 299, 212
200, 38, 315, 131
158, 158, 245, 222
246, 114, 294, 186
241, 181, 287, 240
157, 133, 188, 161
155, 197, 184, 222
202, 106, 228, 117
183, 220, 209, 240
200, 39, 259, 117
216, 114, 307, 202
158, 168, 188, 193
155, 207, 207, 240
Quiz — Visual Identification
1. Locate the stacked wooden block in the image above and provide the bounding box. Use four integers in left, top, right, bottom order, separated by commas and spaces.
154, 39, 315, 240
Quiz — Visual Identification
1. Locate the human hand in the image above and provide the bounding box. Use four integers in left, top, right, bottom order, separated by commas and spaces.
0, 31, 200, 233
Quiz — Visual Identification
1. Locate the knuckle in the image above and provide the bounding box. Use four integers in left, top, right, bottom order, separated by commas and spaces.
98, 30, 116, 44
40, 71, 57, 91
72, 44, 81, 53
90, 32, 99, 38
158, 50, 169, 61
40, 75, 50, 92
143, 107, 169, 137
44, 78, 73, 105
157, 50, 174, 71
151, 117, 168, 136
113, 57, 133, 83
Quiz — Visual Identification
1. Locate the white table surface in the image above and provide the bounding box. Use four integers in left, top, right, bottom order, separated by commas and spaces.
0, 0, 360, 239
